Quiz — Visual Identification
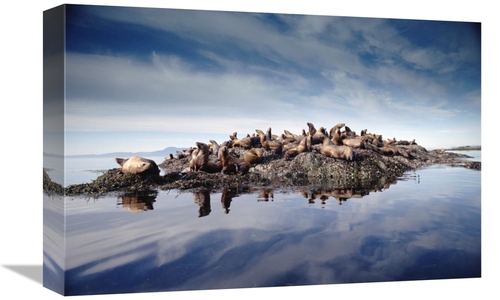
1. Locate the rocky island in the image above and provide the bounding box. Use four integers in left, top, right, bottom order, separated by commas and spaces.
43, 123, 481, 197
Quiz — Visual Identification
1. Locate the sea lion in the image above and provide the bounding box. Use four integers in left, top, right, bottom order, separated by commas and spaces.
175, 151, 186, 159
167, 150, 186, 159
115, 156, 160, 175
250, 134, 261, 147
256, 129, 283, 154
229, 132, 238, 140
384, 138, 396, 146
313, 136, 354, 161
189, 146, 202, 171
266, 127, 273, 141
243, 147, 264, 164
308, 125, 328, 145
393, 138, 416, 146
341, 136, 366, 149
280, 129, 300, 144
307, 122, 317, 136
284, 134, 312, 160
342, 126, 356, 138
280, 133, 297, 144
366, 142, 399, 157
182, 147, 196, 157
363, 134, 384, 147
231, 135, 253, 149
329, 123, 345, 138
189, 142, 222, 173
209, 140, 220, 156
320, 144, 354, 161
331, 127, 346, 146
219, 145, 250, 175
284, 129, 299, 140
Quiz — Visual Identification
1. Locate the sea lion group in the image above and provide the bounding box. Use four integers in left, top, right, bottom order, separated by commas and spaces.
116, 122, 418, 176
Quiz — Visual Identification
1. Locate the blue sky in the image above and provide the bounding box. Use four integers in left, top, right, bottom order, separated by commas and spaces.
58, 4, 480, 155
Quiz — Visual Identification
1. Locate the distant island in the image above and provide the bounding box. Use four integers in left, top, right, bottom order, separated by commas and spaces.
44, 145, 481, 158
44, 147, 185, 159
445, 145, 481, 151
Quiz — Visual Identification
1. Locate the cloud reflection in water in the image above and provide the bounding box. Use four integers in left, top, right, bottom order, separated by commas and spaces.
44, 167, 480, 295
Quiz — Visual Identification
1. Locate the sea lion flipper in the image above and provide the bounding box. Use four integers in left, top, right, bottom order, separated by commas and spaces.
115, 157, 127, 166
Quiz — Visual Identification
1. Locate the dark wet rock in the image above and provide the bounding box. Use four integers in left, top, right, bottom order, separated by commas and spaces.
64, 168, 164, 197
43, 168, 64, 195
44, 144, 481, 197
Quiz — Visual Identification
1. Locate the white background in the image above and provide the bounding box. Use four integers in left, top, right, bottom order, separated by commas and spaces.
0, 1, 496, 299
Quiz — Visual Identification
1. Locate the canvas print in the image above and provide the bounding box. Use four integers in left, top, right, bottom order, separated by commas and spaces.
43, 4, 481, 296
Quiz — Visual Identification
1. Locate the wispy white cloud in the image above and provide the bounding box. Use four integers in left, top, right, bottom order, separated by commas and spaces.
63, 7, 480, 154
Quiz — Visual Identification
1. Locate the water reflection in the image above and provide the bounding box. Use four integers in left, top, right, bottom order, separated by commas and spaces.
187, 185, 390, 217
193, 189, 212, 217
118, 193, 157, 213
113, 175, 405, 217
45, 166, 480, 296
257, 189, 274, 202
300, 188, 370, 205
221, 187, 238, 214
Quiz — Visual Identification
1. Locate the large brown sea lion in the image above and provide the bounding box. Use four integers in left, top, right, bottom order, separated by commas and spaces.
341, 137, 366, 148
189, 142, 222, 173
244, 147, 264, 164
219, 145, 250, 175
115, 156, 160, 175
320, 144, 354, 161
307, 122, 330, 145
313, 135, 354, 161
189, 146, 202, 171
231, 135, 253, 149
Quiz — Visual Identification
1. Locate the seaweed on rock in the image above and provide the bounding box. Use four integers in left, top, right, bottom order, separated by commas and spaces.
44, 143, 480, 197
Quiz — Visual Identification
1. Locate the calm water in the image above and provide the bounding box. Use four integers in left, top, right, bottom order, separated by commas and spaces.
447, 150, 481, 162
44, 155, 168, 187
43, 152, 481, 296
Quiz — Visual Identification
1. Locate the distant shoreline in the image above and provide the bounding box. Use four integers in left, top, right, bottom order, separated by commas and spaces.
445, 145, 481, 151
44, 145, 482, 158
43, 147, 184, 159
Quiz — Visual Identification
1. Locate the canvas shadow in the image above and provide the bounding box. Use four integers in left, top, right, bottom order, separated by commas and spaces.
3, 265, 43, 285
